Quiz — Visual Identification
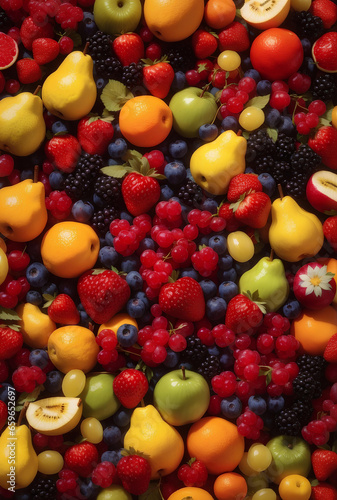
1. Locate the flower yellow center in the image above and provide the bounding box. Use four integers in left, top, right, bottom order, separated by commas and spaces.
310, 276, 321, 286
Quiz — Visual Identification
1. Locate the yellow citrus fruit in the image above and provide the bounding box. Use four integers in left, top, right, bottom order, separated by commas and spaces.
167, 487, 214, 500
0, 247, 8, 286
213, 472, 248, 500
278, 474, 311, 500
144, 0, 204, 41
332, 106, 337, 129
0, 237, 7, 252
119, 96, 173, 147
16, 303, 56, 348
41, 221, 100, 278
98, 313, 138, 334
187, 416, 245, 475
204, 0, 236, 29
291, 305, 337, 355
48, 325, 99, 374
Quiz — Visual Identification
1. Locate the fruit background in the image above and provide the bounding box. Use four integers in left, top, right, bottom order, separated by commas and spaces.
0, 0, 337, 498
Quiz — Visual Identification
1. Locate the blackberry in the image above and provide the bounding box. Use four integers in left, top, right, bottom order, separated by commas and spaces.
274, 408, 302, 436
198, 355, 221, 382
94, 175, 123, 207
30, 476, 57, 500
292, 373, 317, 399
91, 206, 118, 236
97, 57, 123, 80
246, 130, 276, 164
291, 399, 313, 426
0, 7, 12, 31
269, 160, 292, 187
253, 155, 275, 175
311, 73, 337, 102
65, 153, 103, 200
163, 41, 196, 72
275, 134, 296, 161
87, 31, 122, 79
177, 179, 203, 207
181, 336, 208, 366
296, 354, 326, 378
121, 62, 144, 89
281, 144, 321, 200
292, 11, 324, 42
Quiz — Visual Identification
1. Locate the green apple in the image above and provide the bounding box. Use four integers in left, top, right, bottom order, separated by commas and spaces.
97, 485, 132, 500
266, 435, 311, 484
93, 0, 142, 36
79, 373, 120, 420
169, 87, 218, 138
153, 368, 210, 426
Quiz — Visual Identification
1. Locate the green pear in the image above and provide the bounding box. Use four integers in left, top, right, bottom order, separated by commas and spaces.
0, 92, 46, 156
0, 424, 38, 490
42, 50, 97, 121
79, 373, 120, 420
239, 256, 289, 312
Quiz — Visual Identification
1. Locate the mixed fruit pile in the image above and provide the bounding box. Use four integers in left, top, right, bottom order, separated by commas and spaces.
1, 0, 337, 498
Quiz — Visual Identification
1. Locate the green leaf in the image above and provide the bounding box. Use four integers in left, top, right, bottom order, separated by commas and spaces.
265, 370, 272, 386
324, 209, 337, 216
42, 293, 56, 308
320, 117, 331, 127
100, 80, 134, 112
122, 149, 143, 162
242, 130, 250, 140
15, 385, 44, 411
324, 101, 334, 122
0, 307, 21, 321
245, 94, 270, 109
63, 29, 82, 47
91, 268, 107, 275
139, 482, 162, 500
87, 115, 101, 125
266, 127, 278, 142
100, 165, 132, 178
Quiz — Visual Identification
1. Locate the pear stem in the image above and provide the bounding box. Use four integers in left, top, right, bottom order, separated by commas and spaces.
17, 402, 29, 426
33, 85, 41, 96
269, 249, 274, 261
278, 184, 284, 200
140, 398, 145, 407
83, 42, 89, 56
33, 165, 39, 183
237, 129, 242, 136
181, 366, 186, 380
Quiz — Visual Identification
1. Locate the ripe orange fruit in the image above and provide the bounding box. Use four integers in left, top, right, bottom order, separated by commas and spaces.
291, 305, 337, 355
98, 313, 138, 334
186, 416, 245, 475
204, 0, 236, 29
119, 95, 173, 148
213, 472, 248, 500
167, 487, 214, 500
250, 28, 303, 81
41, 221, 100, 278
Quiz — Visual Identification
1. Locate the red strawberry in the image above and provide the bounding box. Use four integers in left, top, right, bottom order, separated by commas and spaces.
122, 172, 161, 216
113, 33, 144, 66
0, 401, 7, 431
20, 16, 54, 50
113, 368, 149, 408
195, 59, 214, 80
47, 294, 80, 325
312, 449, 337, 481
178, 459, 208, 487
159, 277, 205, 322
0, 327, 23, 360
45, 134, 81, 173
232, 191, 271, 228
227, 173, 262, 202
218, 21, 250, 52
64, 442, 99, 476
143, 60, 175, 99
323, 216, 337, 251
32, 37, 60, 65
117, 454, 152, 495
324, 331, 337, 362
77, 117, 114, 155
309, 126, 337, 170
218, 202, 242, 231
225, 293, 265, 334
77, 269, 130, 324
312, 33, 337, 74
311, 482, 337, 500
16, 58, 42, 84
310, 0, 337, 28
192, 29, 218, 59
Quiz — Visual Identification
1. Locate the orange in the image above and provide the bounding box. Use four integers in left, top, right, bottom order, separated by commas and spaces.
98, 313, 138, 333
48, 325, 99, 374
119, 95, 173, 148
332, 106, 337, 129
318, 257, 337, 305
0, 237, 7, 253
187, 416, 245, 475
204, 0, 236, 30
167, 487, 214, 500
213, 472, 248, 500
250, 28, 303, 81
41, 221, 100, 278
291, 305, 337, 355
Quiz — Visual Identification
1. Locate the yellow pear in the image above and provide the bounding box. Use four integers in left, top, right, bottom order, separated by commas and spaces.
0, 424, 38, 490
269, 195, 324, 262
0, 92, 46, 156
190, 130, 247, 195
0, 179, 48, 242
16, 303, 56, 349
42, 50, 97, 121
123, 405, 184, 479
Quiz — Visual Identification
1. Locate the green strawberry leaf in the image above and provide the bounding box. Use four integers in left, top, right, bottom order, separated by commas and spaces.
320, 117, 331, 127
245, 94, 270, 109
168, 270, 180, 283
100, 80, 134, 112
0, 307, 21, 321
266, 127, 278, 142
100, 165, 133, 178
91, 268, 107, 275
42, 293, 57, 308
122, 149, 143, 162
323, 101, 334, 122
63, 29, 82, 47
87, 115, 101, 125
139, 482, 162, 500
15, 385, 44, 412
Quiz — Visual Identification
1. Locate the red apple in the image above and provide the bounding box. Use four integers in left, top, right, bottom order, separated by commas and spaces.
293, 262, 336, 310
306, 170, 337, 214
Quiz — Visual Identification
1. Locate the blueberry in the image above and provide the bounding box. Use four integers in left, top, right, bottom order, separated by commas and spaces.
218, 268, 237, 282
13, 493, 30, 500
199, 123, 218, 142
235, 260, 252, 276
210, 86, 220, 96
221, 116, 239, 133
163, 349, 180, 368
103, 425, 122, 448
72, 200, 94, 222
58, 278, 78, 298
209, 234, 227, 255
104, 231, 114, 246
101, 449, 123, 465
120, 255, 140, 273
113, 122, 122, 138
96, 77, 108, 95
258, 172, 276, 197
160, 184, 175, 201
26, 237, 42, 262
29, 349, 49, 369
26, 290, 43, 305
244, 69, 261, 82
138, 237, 156, 253
44, 370, 63, 393
248, 395, 267, 415
208, 345, 220, 357
301, 38, 312, 56
112, 408, 132, 427
48, 170, 65, 190
0, 383, 15, 404
199, 279, 218, 300
200, 197, 218, 213
241, 55, 252, 71
92, 193, 104, 207
218, 254, 234, 270
78, 11, 98, 39
126, 298, 146, 318
267, 395, 285, 413
199, 235, 210, 247
221, 396, 242, 419
283, 300, 302, 319
171, 70, 186, 90
256, 79, 272, 96
51, 121, 68, 135
164, 161, 187, 185
220, 349, 235, 369
26, 262, 50, 287
108, 138, 128, 158
20, 168, 33, 181
99, 246, 119, 268
79, 309, 90, 328
180, 267, 200, 281
120, 211, 134, 225
126, 271, 143, 291
169, 139, 188, 158
206, 296, 227, 321
278, 115, 295, 136
218, 281, 239, 302
79, 478, 100, 499
302, 56, 315, 76
117, 323, 138, 347
41, 282, 58, 296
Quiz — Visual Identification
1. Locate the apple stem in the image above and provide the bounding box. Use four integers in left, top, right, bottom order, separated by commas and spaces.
278, 184, 284, 200
33, 165, 39, 183
181, 366, 186, 380
83, 42, 90, 56
200, 82, 211, 98
140, 398, 145, 407
33, 85, 41, 96
17, 402, 29, 426
269, 249, 274, 261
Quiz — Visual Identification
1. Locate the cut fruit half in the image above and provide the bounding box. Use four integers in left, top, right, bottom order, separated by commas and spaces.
0, 33, 19, 70
312, 32, 337, 73
26, 397, 83, 436
306, 170, 337, 213
240, 0, 290, 30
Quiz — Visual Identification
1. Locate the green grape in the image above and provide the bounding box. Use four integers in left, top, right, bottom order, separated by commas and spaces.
80, 417, 104, 444
252, 488, 277, 500
246, 473, 269, 494
0, 248, 8, 286
38, 450, 64, 474
217, 50, 241, 71
227, 231, 255, 262
239, 452, 259, 477
62, 369, 86, 397
239, 106, 265, 132
247, 444, 273, 472
290, 0, 311, 11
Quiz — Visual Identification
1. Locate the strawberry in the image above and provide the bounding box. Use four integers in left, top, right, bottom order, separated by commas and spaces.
312, 449, 337, 481
0, 401, 7, 431
45, 134, 81, 173
16, 58, 42, 84
0, 327, 23, 360
47, 294, 80, 325
159, 277, 205, 322
143, 59, 175, 99
324, 331, 337, 362
312, 33, 337, 75
192, 29, 218, 59
178, 459, 208, 487
323, 216, 337, 251
77, 269, 130, 324
311, 482, 337, 500
117, 454, 152, 495
232, 191, 271, 228
308, 126, 337, 170
310, 0, 337, 28
20, 16, 54, 50
122, 172, 161, 216
218, 21, 250, 52
195, 59, 214, 81
113, 33, 144, 66
64, 442, 99, 476
77, 117, 114, 155
32, 37, 60, 65
225, 293, 265, 334
113, 368, 149, 408
218, 202, 242, 232
227, 173, 262, 202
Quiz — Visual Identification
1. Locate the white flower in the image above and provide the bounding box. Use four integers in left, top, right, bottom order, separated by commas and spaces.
299, 265, 334, 297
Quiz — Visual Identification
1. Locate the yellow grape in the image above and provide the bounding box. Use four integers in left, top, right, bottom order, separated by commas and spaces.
217, 50, 241, 71
62, 369, 86, 397
38, 450, 64, 474
290, 0, 311, 10
227, 231, 255, 262
252, 488, 277, 500
246, 473, 269, 493
239, 452, 259, 477
80, 417, 104, 444
239, 107, 265, 132
0, 248, 8, 286
247, 444, 272, 472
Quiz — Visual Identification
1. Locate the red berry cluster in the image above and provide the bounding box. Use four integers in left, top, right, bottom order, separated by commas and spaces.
12, 365, 46, 392
178, 458, 208, 488
110, 215, 152, 256
96, 328, 119, 366
302, 382, 337, 446
92, 461, 117, 488
219, 76, 256, 117
191, 246, 219, 277
0, 273, 29, 308
294, 99, 327, 135
45, 190, 73, 220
